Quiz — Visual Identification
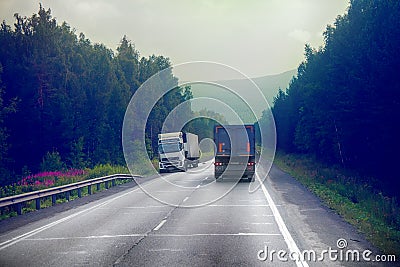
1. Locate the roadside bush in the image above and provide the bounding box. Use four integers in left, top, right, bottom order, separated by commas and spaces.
40, 151, 65, 172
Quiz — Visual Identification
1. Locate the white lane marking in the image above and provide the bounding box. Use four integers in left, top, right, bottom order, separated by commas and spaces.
154, 233, 282, 237
123, 211, 165, 215
183, 197, 189, 203
0, 178, 159, 251
155, 190, 190, 193
117, 205, 169, 209
153, 219, 167, 231
256, 172, 309, 267
196, 185, 201, 189
238, 199, 265, 202
25, 234, 145, 241
148, 249, 185, 252
203, 176, 209, 180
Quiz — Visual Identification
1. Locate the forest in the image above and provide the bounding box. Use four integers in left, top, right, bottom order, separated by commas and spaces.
270, 0, 400, 196
0, 6, 194, 185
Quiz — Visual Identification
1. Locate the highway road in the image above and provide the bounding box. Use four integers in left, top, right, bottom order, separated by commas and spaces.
0, 160, 383, 266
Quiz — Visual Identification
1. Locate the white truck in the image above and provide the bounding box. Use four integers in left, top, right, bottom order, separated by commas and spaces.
158, 132, 200, 173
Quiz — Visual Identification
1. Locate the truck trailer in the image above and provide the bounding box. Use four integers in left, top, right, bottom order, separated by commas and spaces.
214, 124, 256, 182
158, 132, 200, 173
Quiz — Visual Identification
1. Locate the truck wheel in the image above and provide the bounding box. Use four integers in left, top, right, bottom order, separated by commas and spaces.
182, 162, 188, 172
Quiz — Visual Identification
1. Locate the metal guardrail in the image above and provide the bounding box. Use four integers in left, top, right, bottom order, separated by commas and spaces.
0, 174, 139, 215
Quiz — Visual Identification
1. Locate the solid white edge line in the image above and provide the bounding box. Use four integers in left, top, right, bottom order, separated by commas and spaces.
256, 172, 309, 267
0, 178, 160, 251
153, 219, 167, 231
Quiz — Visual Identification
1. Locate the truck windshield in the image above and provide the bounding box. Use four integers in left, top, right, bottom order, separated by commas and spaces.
158, 143, 182, 153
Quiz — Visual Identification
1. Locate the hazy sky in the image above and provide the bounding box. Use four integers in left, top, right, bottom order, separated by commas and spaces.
0, 0, 349, 78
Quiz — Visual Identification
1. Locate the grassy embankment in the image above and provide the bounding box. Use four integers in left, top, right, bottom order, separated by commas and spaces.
0, 164, 131, 220
274, 152, 400, 255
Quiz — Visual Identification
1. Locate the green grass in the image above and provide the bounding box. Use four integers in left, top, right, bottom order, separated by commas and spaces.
85, 164, 130, 179
274, 152, 400, 256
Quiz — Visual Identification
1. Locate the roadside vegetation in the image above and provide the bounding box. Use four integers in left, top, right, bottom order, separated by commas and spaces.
0, 163, 131, 220
274, 152, 400, 255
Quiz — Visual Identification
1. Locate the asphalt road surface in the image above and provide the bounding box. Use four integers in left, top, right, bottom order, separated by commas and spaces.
0, 160, 389, 266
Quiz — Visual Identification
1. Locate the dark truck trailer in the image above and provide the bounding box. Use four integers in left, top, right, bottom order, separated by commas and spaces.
214, 124, 256, 182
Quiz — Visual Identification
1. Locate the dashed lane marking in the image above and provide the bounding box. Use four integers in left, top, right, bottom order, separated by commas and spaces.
153, 219, 167, 231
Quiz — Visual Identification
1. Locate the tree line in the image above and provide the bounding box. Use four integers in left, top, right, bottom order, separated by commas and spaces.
0, 6, 192, 185
268, 0, 400, 195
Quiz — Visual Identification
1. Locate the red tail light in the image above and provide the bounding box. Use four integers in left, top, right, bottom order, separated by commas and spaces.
247, 162, 255, 166
214, 162, 223, 166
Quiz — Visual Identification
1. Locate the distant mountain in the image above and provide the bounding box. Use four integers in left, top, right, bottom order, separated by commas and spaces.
190, 69, 296, 123
252, 69, 297, 104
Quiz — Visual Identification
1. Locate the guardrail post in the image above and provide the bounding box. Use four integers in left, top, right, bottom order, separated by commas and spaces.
96, 183, 100, 191
88, 185, 92, 195
36, 198, 41, 210
78, 188, 82, 198
16, 203, 22, 215
105, 181, 109, 189
112, 179, 116, 187
52, 195, 56, 205
66, 191, 70, 201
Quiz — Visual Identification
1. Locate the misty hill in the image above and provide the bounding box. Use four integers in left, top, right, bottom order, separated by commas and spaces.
252, 69, 296, 103
190, 69, 296, 123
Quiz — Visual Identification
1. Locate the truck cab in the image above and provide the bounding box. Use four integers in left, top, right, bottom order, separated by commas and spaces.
158, 132, 200, 173
158, 133, 186, 172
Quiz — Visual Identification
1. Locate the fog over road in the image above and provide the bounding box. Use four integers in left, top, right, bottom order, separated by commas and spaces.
0, 161, 379, 266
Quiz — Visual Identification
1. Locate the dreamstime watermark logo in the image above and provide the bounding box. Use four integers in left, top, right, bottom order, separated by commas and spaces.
257, 238, 397, 263
122, 61, 277, 207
